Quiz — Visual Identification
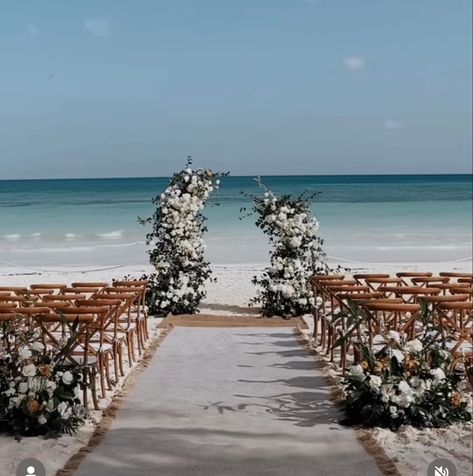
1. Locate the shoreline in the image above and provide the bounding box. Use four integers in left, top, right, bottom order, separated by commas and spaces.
1, 260, 471, 308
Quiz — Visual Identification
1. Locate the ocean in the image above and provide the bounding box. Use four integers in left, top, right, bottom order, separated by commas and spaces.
0, 175, 471, 268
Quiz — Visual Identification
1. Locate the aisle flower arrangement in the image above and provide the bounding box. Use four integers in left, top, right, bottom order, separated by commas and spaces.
0, 318, 86, 439
140, 158, 228, 315
246, 179, 329, 317
343, 334, 472, 429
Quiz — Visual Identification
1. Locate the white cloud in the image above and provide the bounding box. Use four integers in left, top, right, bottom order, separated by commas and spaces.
26, 25, 39, 36
343, 56, 365, 71
384, 119, 405, 130
84, 19, 112, 37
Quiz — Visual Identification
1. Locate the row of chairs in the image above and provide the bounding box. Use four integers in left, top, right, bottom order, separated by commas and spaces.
0, 280, 149, 409
310, 272, 473, 372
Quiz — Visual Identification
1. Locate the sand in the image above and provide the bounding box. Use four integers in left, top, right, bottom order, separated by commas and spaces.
0, 259, 472, 475
0, 316, 165, 476
74, 326, 382, 476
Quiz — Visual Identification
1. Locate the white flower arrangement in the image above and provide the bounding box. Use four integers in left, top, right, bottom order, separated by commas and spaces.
0, 317, 86, 439
245, 179, 330, 317
139, 158, 228, 315
343, 332, 472, 429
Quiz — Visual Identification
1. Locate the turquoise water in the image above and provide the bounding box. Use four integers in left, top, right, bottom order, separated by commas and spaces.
0, 175, 471, 266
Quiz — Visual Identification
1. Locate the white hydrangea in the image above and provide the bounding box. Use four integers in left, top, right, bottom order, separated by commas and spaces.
404, 339, 423, 353
22, 363, 36, 377
430, 367, 446, 384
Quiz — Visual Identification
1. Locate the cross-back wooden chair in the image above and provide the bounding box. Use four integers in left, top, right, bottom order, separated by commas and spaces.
33, 311, 100, 409
363, 301, 422, 340
104, 286, 148, 353
112, 281, 149, 342
436, 302, 473, 358
310, 275, 347, 343
76, 298, 126, 381
60, 306, 111, 399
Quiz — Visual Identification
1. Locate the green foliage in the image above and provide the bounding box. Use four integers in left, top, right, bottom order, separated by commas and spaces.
243, 178, 330, 317
139, 158, 229, 316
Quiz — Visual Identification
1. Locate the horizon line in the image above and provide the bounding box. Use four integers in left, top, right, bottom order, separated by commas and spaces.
1, 172, 472, 182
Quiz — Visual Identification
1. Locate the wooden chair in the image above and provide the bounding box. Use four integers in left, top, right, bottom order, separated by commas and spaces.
77, 298, 127, 381
33, 311, 100, 410
60, 306, 112, 399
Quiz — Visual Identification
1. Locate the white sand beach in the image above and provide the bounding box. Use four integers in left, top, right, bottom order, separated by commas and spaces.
0, 259, 472, 475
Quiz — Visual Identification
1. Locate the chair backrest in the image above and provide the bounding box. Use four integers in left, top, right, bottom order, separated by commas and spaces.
61, 287, 101, 294
411, 276, 450, 285
420, 294, 469, 303
113, 280, 148, 287
396, 272, 433, 277
390, 286, 441, 295
364, 302, 420, 312
439, 272, 473, 278
439, 301, 473, 311
0, 286, 28, 294
44, 294, 87, 302
71, 282, 108, 288
336, 292, 384, 301
327, 285, 370, 293
30, 284, 67, 290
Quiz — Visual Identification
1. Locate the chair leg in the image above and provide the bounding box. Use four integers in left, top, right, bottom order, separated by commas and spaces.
118, 342, 125, 376
136, 325, 143, 356
330, 328, 335, 362
127, 333, 134, 366
98, 354, 106, 399
313, 313, 318, 341
90, 367, 100, 411
82, 368, 89, 409
326, 327, 332, 356
104, 354, 113, 390
113, 343, 119, 382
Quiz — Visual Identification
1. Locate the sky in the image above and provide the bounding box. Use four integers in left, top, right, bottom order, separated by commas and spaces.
0, 0, 471, 179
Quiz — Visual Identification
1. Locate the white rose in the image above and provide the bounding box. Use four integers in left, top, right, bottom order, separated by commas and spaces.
46, 381, 57, 395
391, 349, 405, 363
31, 342, 44, 352
397, 380, 412, 395
62, 371, 74, 386
19, 348, 32, 360
22, 364, 36, 377
430, 368, 446, 384
349, 364, 366, 381
405, 339, 423, 353
387, 330, 401, 343
38, 414, 47, 425
57, 401, 68, 417
18, 382, 28, 394
369, 375, 382, 392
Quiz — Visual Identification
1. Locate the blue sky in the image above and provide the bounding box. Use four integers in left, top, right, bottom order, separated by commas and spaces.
0, 0, 471, 179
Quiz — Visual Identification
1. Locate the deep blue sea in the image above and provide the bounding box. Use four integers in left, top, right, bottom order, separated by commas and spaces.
0, 175, 471, 266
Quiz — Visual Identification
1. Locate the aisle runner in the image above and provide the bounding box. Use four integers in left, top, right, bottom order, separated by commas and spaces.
73, 321, 382, 476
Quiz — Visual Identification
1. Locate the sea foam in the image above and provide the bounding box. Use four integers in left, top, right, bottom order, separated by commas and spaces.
97, 230, 123, 239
